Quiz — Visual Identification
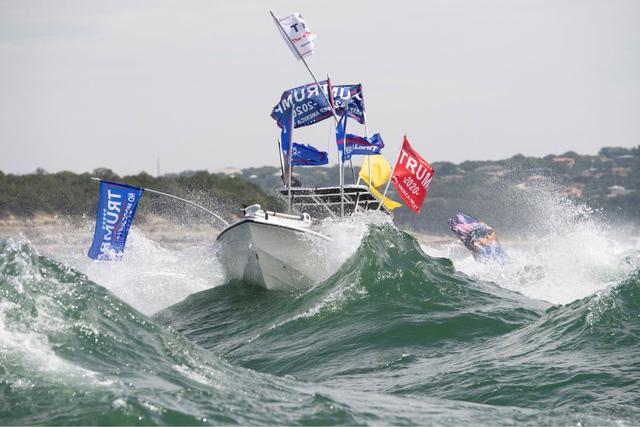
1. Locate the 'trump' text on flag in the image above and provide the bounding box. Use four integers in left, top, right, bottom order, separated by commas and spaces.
391, 136, 435, 214
88, 180, 144, 260
343, 133, 384, 161
271, 81, 365, 129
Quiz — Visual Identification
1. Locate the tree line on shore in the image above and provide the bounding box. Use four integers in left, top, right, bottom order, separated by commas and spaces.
0, 168, 281, 224
242, 146, 640, 234
2, 146, 639, 234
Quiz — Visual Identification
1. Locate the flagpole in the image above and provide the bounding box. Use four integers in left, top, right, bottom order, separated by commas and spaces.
352, 112, 369, 212
288, 108, 295, 213
348, 159, 356, 183
377, 137, 404, 211
90, 178, 229, 227
364, 112, 372, 190
340, 154, 344, 218
329, 73, 345, 218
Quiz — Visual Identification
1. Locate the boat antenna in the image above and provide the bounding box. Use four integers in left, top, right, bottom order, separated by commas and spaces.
91, 177, 229, 227
287, 108, 295, 213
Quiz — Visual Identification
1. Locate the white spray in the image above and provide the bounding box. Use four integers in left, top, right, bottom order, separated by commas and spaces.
426, 185, 640, 304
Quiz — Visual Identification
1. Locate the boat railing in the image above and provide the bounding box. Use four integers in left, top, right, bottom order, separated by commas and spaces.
278, 184, 390, 219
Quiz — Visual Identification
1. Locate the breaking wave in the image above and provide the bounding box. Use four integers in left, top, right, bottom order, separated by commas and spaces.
1, 189, 639, 424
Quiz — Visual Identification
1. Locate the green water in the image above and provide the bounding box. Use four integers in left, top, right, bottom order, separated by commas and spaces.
1, 225, 639, 425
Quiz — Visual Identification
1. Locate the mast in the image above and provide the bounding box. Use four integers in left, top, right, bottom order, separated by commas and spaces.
352, 111, 369, 213
288, 108, 295, 213
340, 151, 344, 217
328, 73, 344, 218
364, 112, 372, 190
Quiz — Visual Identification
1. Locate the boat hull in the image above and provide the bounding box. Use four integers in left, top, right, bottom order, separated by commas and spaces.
216, 218, 328, 291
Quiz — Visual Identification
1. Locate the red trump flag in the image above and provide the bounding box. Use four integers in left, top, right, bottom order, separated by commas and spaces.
391, 136, 435, 213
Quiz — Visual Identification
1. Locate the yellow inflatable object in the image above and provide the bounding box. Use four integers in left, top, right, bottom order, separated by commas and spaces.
358, 155, 391, 188
359, 155, 402, 210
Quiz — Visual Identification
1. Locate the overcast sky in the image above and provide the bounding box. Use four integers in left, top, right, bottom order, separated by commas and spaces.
1, 0, 639, 175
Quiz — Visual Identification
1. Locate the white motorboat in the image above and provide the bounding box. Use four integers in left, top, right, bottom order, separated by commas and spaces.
215, 23, 395, 291
216, 185, 390, 291
212, 12, 410, 291
216, 204, 330, 291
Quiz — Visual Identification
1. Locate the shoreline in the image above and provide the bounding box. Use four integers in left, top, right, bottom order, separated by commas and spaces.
0, 213, 221, 250
0, 213, 453, 248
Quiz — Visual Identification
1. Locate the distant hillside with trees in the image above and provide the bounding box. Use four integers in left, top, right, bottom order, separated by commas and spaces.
0, 168, 281, 224
2, 146, 638, 235
237, 146, 640, 235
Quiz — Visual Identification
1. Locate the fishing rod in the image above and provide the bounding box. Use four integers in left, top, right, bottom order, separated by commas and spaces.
91, 177, 229, 227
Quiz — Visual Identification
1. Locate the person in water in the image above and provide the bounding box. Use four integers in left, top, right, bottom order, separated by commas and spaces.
448, 211, 507, 263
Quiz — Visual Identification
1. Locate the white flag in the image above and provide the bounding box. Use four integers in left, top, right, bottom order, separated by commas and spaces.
275, 13, 316, 60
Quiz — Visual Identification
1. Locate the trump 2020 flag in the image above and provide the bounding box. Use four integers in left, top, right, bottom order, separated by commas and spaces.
271, 81, 365, 129
334, 83, 365, 125
343, 133, 384, 160
391, 136, 435, 213
88, 180, 144, 260
274, 13, 316, 60
291, 143, 329, 166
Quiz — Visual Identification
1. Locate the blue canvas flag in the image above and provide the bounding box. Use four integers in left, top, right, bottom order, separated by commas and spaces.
291, 143, 329, 166
88, 180, 144, 260
344, 133, 384, 159
271, 81, 365, 129
281, 108, 293, 153
333, 83, 365, 124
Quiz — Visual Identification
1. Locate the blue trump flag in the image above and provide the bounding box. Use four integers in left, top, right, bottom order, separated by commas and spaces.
334, 83, 365, 125
291, 143, 329, 166
88, 180, 144, 260
272, 81, 365, 129
343, 133, 384, 160
281, 108, 293, 152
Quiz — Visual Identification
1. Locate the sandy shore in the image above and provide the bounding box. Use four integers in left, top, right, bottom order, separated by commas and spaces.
0, 213, 221, 250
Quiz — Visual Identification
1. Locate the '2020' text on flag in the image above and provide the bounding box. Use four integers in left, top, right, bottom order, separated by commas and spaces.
271, 81, 365, 129
391, 136, 435, 214
275, 13, 316, 60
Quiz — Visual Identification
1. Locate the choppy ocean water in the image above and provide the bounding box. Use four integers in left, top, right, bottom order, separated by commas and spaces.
1, 197, 639, 425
